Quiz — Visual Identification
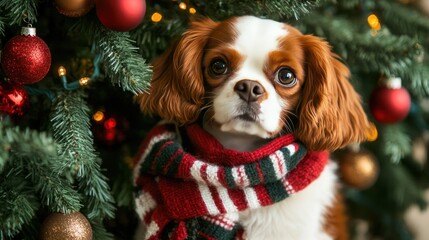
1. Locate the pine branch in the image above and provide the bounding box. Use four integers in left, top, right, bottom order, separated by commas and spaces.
0, 121, 82, 238
111, 171, 134, 207
378, 1, 429, 41
79, 165, 116, 220
7, 128, 82, 213
0, 119, 13, 171
379, 124, 411, 163
403, 63, 429, 98
131, 18, 186, 60
334, 0, 361, 10
0, 16, 5, 35
69, 15, 152, 94
0, 0, 39, 26
0, 172, 38, 239
195, 0, 323, 20
91, 220, 114, 240
96, 28, 152, 94
50, 91, 115, 225
300, 13, 421, 76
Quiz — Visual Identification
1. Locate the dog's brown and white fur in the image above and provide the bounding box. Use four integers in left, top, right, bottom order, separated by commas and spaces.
136, 16, 369, 240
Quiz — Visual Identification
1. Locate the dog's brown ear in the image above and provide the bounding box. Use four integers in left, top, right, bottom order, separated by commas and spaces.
135, 18, 219, 124
294, 35, 369, 151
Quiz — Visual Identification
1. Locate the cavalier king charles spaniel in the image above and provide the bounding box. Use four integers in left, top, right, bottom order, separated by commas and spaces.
135, 16, 369, 240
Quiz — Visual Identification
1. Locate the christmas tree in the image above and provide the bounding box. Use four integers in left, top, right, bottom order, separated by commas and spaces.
1, 0, 429, 239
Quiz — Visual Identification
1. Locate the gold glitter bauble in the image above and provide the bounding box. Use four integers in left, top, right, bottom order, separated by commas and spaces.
338, 148, 379, 190
40, 212, 92, 240
55, 0, 94, 17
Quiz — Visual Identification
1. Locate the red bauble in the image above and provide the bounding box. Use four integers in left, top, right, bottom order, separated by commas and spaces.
370, 81, 411, 124
1, 27, 51, 85
95, 0, 146, 32
0, 81, 29, 116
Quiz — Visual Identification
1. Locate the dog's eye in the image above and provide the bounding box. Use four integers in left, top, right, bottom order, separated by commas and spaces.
275, 68, 297, 87
210, 59, 228, 75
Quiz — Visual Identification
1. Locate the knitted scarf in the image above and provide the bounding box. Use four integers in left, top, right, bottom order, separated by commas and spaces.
133, 123, 328, 240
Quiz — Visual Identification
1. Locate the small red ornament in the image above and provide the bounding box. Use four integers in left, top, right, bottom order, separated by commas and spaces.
95, 0, 146, 32
370, 77, 411, 124
1, 26, 51, 85
0, 81, 29, 116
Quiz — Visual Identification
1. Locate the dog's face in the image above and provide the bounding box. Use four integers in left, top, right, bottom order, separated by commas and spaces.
136, 16, 369, 151
202, 16, 304, 138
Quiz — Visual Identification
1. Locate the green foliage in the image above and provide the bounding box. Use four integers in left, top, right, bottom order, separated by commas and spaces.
0, 16, 5, 36
51, 91, 115, 239
0, 120, 81, 238
379, 125, 411, 163
132, 18, 186, 60
112, 171, 134, 207
0, 172, 38, 239
195, 0, 324, 20
69, 15, 152, 95
95, 29, 152, 94
0, 0, 39, 26
402, 63, 429, 98
299, 13, 421, 77
378, 1, 429, 41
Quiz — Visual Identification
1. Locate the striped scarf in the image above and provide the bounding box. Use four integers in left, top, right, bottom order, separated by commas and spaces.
133, 123, 328, 240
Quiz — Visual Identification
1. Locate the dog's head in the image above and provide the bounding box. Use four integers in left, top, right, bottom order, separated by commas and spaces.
136, 16, 369, 151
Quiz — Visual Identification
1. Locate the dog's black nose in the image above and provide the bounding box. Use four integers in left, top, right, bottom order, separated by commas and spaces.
234, 80, 265, 102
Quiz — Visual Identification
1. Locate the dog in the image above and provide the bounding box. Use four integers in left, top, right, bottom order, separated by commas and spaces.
134, 16, 369, 240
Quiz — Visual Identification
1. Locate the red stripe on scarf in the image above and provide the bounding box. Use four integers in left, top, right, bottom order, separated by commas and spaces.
253, 184, 272, 206
287, 151, 329, 191
158, 179, 209, 220
209, 187, 227, 213
227, 188, 248, 211
186, 124, 297, 165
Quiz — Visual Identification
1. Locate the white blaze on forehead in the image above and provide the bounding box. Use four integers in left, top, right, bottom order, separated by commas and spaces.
232, 16, 288, 73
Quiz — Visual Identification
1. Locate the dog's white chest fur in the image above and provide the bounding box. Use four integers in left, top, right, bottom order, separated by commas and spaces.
237, 162, 336, 240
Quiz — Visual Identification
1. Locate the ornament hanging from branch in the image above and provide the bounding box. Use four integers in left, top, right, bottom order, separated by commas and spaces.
337, 145, 379, 190
369, 76, 411, 124
1, 26, 51, 85
40, 212, 92, 240
54, 0, 95, 17
0, 80, 29, 117
95, 0, 146, 32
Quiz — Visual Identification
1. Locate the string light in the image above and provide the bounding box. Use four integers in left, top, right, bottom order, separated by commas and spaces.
58, 66, 67, 76
93, 111, 105, 122
179, 2, 187, 10
189, 7, 196, 14
367, 14, 381, 32
151, 12, 162, 22
79, 77, 90, 86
